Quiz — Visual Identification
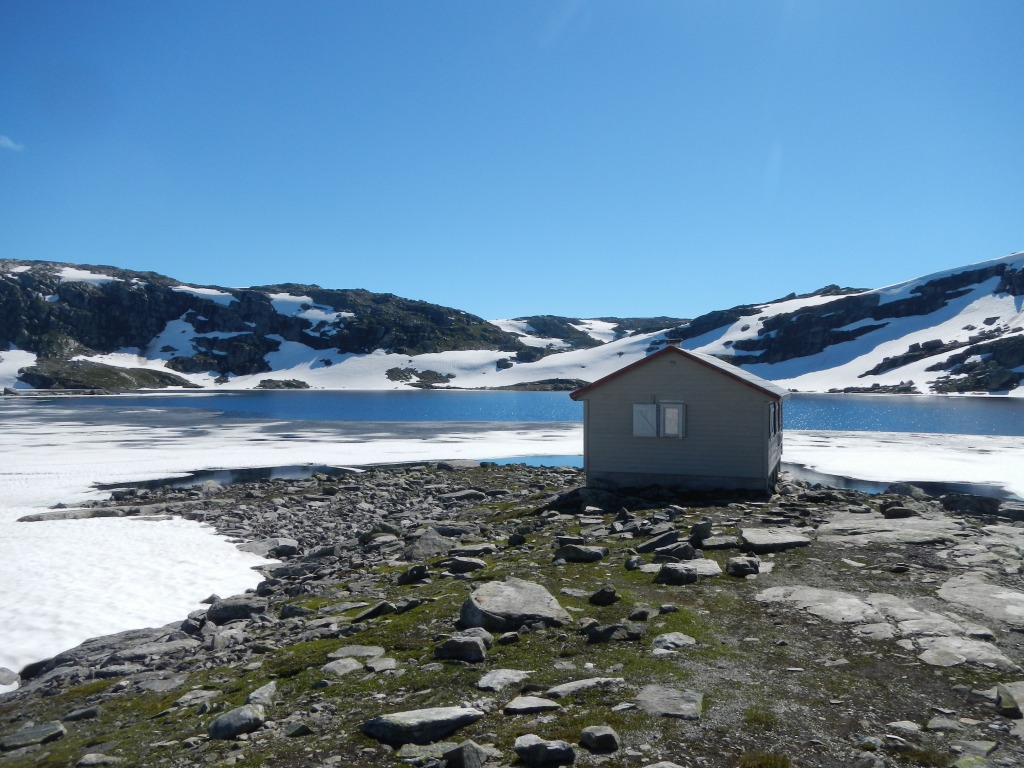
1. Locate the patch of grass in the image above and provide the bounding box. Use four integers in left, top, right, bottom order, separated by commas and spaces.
904, 747, 953, 766
64, 678, 117, 699
265, 638, 340, 679
742, 704, 778, 728
738, 752, 792, 768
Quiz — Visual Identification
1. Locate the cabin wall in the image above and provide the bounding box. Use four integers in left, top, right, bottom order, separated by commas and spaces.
579, 353, 778, 490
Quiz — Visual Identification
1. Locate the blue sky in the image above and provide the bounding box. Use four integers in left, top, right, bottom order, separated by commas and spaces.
2, 1, 1022, 320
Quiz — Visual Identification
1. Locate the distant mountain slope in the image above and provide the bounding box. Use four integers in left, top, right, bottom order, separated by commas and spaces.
1, 252, 1022, 395
663, 251, 1024, 395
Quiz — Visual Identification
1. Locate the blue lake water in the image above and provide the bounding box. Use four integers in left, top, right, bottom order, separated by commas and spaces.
33, 389, 1024, 437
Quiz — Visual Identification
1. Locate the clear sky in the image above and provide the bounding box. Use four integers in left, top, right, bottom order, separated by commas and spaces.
2, 1, 1022, 321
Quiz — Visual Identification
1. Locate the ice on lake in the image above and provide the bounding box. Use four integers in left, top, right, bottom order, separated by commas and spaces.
1, 398, 1022, 693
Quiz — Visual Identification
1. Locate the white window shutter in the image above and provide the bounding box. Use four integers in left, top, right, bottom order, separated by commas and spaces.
633, 404, 658, 437
662, 403, 686, 438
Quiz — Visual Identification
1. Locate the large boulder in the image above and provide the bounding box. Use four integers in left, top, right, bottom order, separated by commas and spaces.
208, 704, 265, 740
459, 577, 570, 631
206, 595, 268, 625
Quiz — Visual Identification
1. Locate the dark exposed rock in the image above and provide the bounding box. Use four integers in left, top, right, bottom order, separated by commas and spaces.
208, 704, 266, 740
0, 721, 66, 751
206, 595, 268, 625
514, 734, 576, 765
579, 725, 620, 753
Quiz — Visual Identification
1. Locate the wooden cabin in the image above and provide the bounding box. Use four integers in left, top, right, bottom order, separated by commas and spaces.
570, 345, 789, 492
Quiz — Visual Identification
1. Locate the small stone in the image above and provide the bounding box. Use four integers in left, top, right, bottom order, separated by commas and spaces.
322, 657, 363, 677
328, 644, 386, 659
555, 544, 609, 563
628, 605, 659, 621
926, 716, 964, 732
397, 564, 430, 585
514, 734, 576, 766
63, 705, 101, 722
366, 657, 399, 672
435, 636, 487, 663
477, 669, 532, 691
995, 684, 1023, 718
579, 725, 620, 752
546, 677, 624, 699
443, 739, 490, 768
76, 755, 124, 766
726, 556, 760, 577
504, 696, 562, 714
652, 632, 697, 651
653, 563, 698, 585
247, 681, 277, 707
589, 585, 620, 606
449, 556, 488, 573
887, 720, 921, 733
285, 722, 314, 737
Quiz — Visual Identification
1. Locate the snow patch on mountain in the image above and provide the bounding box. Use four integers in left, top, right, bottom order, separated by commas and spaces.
171, 285, 235, 305
58, 267, 120, 286
571, 319, 619, 343
0, 347, 37, 389
490, 319, 570, 349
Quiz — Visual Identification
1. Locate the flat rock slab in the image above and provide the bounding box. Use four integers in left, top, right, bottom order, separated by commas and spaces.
635, 685, 703, 720
327, 645, 385, 659
504, 696, 561, 714
366, 657, 398, 673
917, 636, 1020, 672
0, 721, 66, 750
322, 658, 363, 677
555, 544, 608, 562
361, 706, 485, 746
815, 513, 959, 545
477, 668, 532, 691
546, 677, 624, 699
938, 574, 1024, 631
756, 586, 884, 624
652, 632, 697, 651
740, 528, 811, 554
460, 577, 571, 631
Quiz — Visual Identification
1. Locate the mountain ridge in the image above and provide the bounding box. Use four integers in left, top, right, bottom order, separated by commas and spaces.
1, 252, 1022, 395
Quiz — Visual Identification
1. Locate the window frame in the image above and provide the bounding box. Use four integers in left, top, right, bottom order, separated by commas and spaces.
632, 401, 686, 439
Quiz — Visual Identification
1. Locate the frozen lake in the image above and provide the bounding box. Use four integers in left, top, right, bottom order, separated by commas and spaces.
2, 390, 1023, 688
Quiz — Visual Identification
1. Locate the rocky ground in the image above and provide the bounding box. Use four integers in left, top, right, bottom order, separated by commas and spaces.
3, 463, 1024, 768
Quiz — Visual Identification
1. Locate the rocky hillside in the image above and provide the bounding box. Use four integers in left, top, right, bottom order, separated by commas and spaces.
0, 261, 527, 390
661, 252, 1024, 396
3, 463, 1024, 767
1, 252, 1023, 394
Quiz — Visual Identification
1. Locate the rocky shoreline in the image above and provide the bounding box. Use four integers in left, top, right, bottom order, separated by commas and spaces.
3, 463, 1024, 767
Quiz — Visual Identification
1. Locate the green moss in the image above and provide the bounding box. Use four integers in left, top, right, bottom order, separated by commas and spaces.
738, 752, 793, 768
904, 747, 953, 766
742, 705, 778, 728
265, 638, 340, 679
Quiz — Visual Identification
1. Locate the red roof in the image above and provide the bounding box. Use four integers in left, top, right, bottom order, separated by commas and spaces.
569, 345, 790, 401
